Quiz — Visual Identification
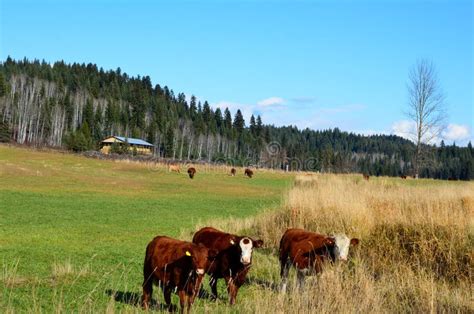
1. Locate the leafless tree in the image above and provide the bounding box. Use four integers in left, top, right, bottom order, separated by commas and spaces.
407, 59, 446, 178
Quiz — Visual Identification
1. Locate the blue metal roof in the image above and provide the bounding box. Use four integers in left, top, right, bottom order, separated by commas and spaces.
114, 136, 154, 146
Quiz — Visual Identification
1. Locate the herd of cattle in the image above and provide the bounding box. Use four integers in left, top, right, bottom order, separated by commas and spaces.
141, 227, 359, 312
168, 164, 254, 179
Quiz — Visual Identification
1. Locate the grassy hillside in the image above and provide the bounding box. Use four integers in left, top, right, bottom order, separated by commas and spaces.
0, 144, 292, 312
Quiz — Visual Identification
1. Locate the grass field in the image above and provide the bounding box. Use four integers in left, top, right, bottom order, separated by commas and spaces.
1, 144, 472, 313
202, 174, 473, 313
0, 144, 292, 312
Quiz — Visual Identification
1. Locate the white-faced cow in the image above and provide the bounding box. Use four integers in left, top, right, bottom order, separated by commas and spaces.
192, 227, 263, 305
279, 228, 359, 292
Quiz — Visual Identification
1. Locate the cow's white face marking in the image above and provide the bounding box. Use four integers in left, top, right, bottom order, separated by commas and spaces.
332, 234, 351, 261
239, 237, 253, 265
196, 268, 205, 275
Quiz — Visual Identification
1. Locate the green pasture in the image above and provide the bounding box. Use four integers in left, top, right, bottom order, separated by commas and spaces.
0, 145, 292, 312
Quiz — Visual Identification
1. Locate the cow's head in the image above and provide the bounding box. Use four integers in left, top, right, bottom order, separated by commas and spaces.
327, 234, 359, 261
186, 244, 218, 275
230, 236, 264, 265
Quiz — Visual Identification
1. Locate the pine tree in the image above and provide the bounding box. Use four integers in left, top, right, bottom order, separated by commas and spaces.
0, 72, 8, 97
165, 126, 174, 158
214, 108, 223, 133
233, 110, 245, 134
82, 99, 94, 131
250, 114, 256, 136
224, 108, 232, 131
189, 95, 197, 121
256, 115, 263, 138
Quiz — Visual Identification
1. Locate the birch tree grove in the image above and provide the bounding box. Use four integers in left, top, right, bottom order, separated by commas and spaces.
0, 58, 265, 162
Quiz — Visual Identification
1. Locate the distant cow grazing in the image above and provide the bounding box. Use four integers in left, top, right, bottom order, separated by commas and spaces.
279, 228, 359, 292
169, 164, 180, 173
192, 227, 264, 305
400, 175, 407, 179
230, 168, 236, 176
363, 174, 370, 181
142, 236, 217, 313
187, 167, 196, 179
244, 168, 254, 178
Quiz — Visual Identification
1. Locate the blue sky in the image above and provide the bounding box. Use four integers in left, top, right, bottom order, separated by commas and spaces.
1, 0, 472, 145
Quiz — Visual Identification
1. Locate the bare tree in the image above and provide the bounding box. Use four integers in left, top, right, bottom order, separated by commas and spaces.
407, 59, 446, 178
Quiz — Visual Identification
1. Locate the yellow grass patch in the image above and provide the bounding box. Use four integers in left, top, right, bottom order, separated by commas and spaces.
201, 174, 474, 312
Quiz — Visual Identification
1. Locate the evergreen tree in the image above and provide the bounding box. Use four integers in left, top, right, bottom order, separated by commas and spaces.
82, 99, 94, 131
250, 114, 256, 136
233, 110, 245, 134
165, 126, 174, 158
0, 72, 8, 97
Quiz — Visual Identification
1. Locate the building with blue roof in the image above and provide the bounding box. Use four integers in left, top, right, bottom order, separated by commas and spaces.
100, 136, 154, 155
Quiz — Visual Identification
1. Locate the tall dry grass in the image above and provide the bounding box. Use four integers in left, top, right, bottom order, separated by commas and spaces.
194, 174, 473, 313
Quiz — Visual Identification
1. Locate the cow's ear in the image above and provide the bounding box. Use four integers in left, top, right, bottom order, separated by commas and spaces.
253, 239, 264, 248
350, 238, 359, 246
207, 249, 218, 260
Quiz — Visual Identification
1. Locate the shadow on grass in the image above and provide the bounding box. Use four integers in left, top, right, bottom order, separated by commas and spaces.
105, 289, 176, 312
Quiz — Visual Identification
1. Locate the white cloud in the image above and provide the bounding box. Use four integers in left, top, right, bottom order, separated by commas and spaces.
257, 97, 285, 107
391, 120, 416, 140
442, 124, 471, 142
391, 120, 472, 146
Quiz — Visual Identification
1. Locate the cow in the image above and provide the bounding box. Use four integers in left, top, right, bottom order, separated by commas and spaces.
400, 175, 407, 179
244, 168, 253, 178
363, 174, 370, 181
230, 168, 236, 176
192, 227, 264, 305
142, 236, 217, 313
279, 228, 359, 292
169, 164, 180, 173
187, 167, 196, 179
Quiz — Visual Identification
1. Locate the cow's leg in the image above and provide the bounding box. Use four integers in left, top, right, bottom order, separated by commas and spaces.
230, 276, 246, 305
280, 258, 291, 293
163, 286, 172, 312
188, 275, 203, 305
297, 269, 306, 289
209, 276, 218, 300
178, 290, 187, 314
141, 270, 153, 309
225, 276, 238, 305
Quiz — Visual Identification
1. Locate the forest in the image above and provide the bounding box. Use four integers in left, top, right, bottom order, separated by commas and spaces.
0, 57, 472, 180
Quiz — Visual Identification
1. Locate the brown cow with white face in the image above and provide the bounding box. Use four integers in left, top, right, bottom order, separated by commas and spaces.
230, 168, 236, 176
192, 227, 263, 305
279, 228, 359, 292
141, 236, 217, 313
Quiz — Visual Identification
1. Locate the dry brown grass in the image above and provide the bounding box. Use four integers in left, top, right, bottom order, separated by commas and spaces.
195, 174, 474, 313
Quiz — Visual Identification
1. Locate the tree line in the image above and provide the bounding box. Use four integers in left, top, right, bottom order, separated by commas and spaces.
0, 57, 472, 180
